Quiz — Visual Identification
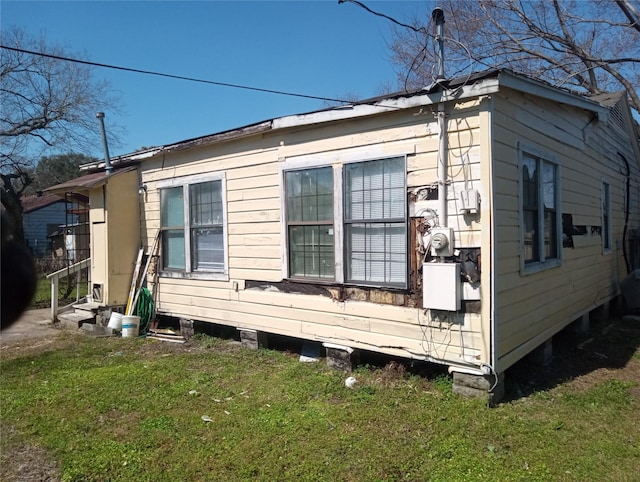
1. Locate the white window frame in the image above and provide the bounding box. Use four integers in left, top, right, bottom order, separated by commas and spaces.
280, 148, 409, 289
157, 172, 228, 280
602, 179, 612, 253
518, 143, 562, 274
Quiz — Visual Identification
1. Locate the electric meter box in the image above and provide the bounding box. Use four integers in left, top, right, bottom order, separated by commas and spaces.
423, 262, 461, 311
429, 227, 455, 257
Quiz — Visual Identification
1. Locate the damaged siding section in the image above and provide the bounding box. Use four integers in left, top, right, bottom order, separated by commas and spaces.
492, 88, 640, 371
139, 102, 488, 367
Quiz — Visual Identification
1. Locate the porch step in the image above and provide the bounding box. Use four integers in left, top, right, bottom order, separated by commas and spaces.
58, 311, 96, 330
72, 301, 102, 317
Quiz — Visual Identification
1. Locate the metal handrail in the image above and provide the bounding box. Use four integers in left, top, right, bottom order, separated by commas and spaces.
46, 258, 91, 321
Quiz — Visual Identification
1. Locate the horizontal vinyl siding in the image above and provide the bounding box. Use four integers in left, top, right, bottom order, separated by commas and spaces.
492, 89, 637, 370
406, 102, 484, 246
154, 276, 484, 362
138, 104, 489, 367
23, 203, 70, 255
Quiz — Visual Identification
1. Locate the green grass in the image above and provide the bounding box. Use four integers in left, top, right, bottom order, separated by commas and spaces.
1, 332, 639, 482
30, 276, 89, 308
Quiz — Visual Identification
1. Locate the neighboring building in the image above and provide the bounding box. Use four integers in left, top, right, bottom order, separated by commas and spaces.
51, 69, 640, 402
21, 192, 89, 261
21, 192, 72, 257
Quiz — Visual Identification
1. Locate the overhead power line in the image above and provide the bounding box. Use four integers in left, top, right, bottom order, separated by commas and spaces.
338, 0, 427, 34
0, 45, 393, 108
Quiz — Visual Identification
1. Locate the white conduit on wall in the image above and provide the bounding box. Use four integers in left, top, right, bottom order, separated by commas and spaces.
437, 102, 447, 228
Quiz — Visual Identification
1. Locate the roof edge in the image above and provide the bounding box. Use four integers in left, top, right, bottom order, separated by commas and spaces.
88, 69, 621, 170
498, 70, 610, 120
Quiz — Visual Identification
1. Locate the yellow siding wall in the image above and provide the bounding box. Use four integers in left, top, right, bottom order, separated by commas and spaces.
139, 104, 490, 368
105, 170, 141, 306
89, 170, 141, 306
492, 89, 640, 370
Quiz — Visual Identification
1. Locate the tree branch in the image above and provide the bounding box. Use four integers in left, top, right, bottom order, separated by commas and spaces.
616, 0, 640, 33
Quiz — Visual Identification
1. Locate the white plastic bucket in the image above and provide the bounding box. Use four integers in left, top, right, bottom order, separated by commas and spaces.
107, 312, 123, 330
121, 315, 140, 338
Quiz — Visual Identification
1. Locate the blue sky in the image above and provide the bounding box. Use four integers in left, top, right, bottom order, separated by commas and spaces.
2, 1, 432, 158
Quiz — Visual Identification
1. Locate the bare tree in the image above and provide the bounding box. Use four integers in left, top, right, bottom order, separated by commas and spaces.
386, 0, 640, 115
0, 27, 122, 242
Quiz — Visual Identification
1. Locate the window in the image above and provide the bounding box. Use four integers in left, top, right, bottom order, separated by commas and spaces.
160, 187, 186, 270
159, 174, 227, 278
602, 181, 611, 251
344, 158, 406, 286
285, 167, 334, 279
520, 151, 559, 269
283, 156, 407, 288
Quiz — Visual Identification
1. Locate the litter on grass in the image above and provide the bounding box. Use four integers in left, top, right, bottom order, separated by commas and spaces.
345, 376, 357, 388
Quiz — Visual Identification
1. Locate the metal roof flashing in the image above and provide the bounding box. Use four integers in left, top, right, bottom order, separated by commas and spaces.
96, 69, 617, 167
45, 166, 138, 195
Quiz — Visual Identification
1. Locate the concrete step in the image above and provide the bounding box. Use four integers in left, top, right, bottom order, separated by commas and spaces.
72, 301, 102, 317
58, 311, 95, 329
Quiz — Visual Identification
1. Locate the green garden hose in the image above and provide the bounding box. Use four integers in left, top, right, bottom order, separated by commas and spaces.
134, 286, 154, 334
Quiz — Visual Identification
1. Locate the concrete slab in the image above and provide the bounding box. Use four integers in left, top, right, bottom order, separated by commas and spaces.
58, 312, 95, 329
0, 308, 59, 344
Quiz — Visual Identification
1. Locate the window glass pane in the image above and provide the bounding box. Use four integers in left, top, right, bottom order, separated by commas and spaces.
161, 187, 184, 227
287, 195, 302, 223
522, 156, 538, 209
544, 211, 557, 259
346, 222, 406, 285
286, 168, 333, 222
192, 227, 224, 271
345, 157, 405, 222
523, 210, 538, 263
317, 193, 333, 220
542, 161, 555, 210
388, 188, 405, 218
162, 230, 185, 270
190, 181, 222, 226
288, 225, 334, 278
188, 181, 224, 272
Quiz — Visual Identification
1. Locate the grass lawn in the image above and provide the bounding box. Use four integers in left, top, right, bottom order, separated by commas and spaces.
30, 275, 89, 309
1, 316, 639, 481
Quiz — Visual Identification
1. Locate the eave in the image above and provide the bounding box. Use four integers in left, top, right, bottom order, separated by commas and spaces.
82, 69, 618, 171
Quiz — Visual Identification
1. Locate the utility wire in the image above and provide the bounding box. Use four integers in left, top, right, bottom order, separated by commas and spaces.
338, 0, 428, 34
0, 45, 398, 109
341, 0, 481, 89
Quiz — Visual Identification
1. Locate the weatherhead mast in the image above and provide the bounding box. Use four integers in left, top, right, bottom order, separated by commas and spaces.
432, 7, 445, 82
96, 112, 113, 175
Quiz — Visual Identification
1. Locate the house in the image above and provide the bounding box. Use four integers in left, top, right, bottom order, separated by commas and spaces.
22, 192, 90, 262
21, 192, 88, 258
54, 69, 640, 402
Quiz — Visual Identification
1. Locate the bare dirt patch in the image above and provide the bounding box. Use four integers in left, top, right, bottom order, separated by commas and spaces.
507, 316, 640, 402
0, 423, 60, 482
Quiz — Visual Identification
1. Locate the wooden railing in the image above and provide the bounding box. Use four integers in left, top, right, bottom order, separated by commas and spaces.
46, 258, 91, 321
